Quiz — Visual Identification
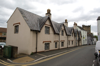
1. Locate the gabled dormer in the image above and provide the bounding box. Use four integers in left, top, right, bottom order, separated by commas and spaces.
71, 29, 74, 37
60, 25, 66, 36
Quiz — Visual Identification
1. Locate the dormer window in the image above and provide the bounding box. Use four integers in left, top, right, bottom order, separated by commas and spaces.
61, 30, 64, 36
45, 26, 50, 34
14, 25, 19, 33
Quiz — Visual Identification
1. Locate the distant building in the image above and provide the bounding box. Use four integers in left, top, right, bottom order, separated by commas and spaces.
0, 27, 7, 42
82, 25, 91, 33
93, 37, 97, 44
82, 25, 93, 45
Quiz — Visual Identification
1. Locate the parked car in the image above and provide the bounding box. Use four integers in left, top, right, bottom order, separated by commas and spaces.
0, 42, 6, 49
94, 41, 100, 66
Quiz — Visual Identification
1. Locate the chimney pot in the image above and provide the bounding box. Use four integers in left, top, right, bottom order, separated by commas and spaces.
74, 22, 77, 26
47, 9, 51, 14
64, 19, 68, 27
65, 19, 68, 23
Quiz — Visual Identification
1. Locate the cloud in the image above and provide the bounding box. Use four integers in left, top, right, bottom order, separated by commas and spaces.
91, 30, 97, 35
73, 7, 84, 13
0, 0, 15, 9
0, 0, 99, 35
91, 8, 100, 13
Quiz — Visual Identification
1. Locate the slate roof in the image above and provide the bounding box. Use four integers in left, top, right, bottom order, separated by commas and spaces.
52, 21, 64, 34
74, 29, 78, 36
17, 7, 81, 36
77, 26, 85, 30
18, 7, 63, 34
64, 26, 74, 36
18, 7, 43, 31
78, 31, 81, 37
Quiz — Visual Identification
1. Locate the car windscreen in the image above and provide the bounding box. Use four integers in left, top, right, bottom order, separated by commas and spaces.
0, 43, 6, 45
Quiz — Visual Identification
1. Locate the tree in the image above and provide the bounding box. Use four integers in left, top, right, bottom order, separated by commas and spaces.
94, 35, 98, 41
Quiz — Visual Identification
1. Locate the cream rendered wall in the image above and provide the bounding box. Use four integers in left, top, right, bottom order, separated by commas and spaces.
68, 30, 75, 47
37, 19, 59, 52
30, 31, 36, 53
6, 8, 33, 55
59, 26, 67, 48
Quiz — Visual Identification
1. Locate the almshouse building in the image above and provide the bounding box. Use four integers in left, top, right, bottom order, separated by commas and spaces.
6, 7, 82, 55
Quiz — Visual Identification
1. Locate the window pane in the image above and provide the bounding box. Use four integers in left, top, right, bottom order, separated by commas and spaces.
62, 30, 64, 36
45, 43, 49, 50
15, 25, 19, 33
61, 42, 64, 47
45, 26, 50, 34
55, 42, 57, 48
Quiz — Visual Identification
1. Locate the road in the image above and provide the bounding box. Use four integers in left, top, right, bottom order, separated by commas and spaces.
31, 45, 95, 66
0, 45, 95, 66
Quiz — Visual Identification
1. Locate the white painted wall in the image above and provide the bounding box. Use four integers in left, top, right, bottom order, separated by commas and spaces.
93, 38, 97, 44
76, 26, 87, 45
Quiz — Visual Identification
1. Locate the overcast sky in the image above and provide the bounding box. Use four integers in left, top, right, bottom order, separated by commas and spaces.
0, 0, 100, 35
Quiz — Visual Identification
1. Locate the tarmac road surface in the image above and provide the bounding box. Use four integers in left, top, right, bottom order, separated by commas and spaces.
31, 45, 95, 66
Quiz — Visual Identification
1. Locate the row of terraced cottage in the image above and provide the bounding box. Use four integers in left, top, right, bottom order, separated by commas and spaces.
6, 7, 82, 55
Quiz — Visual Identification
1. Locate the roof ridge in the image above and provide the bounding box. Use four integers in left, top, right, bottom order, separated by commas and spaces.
17, 7, 42, 18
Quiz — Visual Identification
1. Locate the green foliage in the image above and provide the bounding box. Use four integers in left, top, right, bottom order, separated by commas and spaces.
94, 35, 98, 40
30, 52, 34, 55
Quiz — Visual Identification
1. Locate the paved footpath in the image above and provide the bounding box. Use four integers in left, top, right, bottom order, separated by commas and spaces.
0, 45, 95, 66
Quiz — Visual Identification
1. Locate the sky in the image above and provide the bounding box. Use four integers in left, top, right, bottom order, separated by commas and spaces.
0, 0, 100, 35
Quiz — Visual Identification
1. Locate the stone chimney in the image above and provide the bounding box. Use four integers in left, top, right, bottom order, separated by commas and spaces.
64, 19, 68, 27
46, 9, 51, 19
74, 22, 77, 29
82, 25, 91, 33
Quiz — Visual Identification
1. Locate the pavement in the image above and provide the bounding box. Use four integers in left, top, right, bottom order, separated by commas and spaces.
0, 45, 96, 66
6, 46, 82, 63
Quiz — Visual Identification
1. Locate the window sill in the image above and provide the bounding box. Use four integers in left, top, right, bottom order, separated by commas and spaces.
45, 33, 50, 34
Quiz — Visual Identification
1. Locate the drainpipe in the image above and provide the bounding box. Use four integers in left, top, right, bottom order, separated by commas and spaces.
59, 34, 60, 49
67, 36, 68, 48
36, 31, 38, 53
